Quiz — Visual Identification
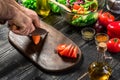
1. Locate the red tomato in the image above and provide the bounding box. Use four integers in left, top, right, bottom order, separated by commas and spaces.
56, 44, 78, 58
59, 44, 72, 56
56, 44, 67, 52
107, 21, 120, 39
98, 10, 115, 27
73, 4, 81, 10
71, 46, 78, 58
107, 38, 120, 53
68, 45, 75, 57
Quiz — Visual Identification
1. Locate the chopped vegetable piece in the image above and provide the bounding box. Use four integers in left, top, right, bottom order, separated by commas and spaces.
56, 44, 67, 52
71, 46, 78, 58
55, 44, 78, 58
68, 45, 75, 57
32, 35, 41, 45
60, 44, 72, 56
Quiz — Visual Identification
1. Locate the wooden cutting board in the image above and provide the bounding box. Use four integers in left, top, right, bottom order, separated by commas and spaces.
8, 21, 82, 72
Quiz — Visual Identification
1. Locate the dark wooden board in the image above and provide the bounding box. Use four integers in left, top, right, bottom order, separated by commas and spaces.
8, 21, 82, 72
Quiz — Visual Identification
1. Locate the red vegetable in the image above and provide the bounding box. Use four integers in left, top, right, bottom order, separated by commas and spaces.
107, 21, 120, 38
107, 38, 120, 53
32, 35, 41, 45
94, 20, 104, 33
56, 44, 67, 52
73, 4, 81, 10
98, 10, 115, 27
60, 44, 72, 56
56, 44, 78, 58
71, 46, 78, 58
68, 45, 75, 57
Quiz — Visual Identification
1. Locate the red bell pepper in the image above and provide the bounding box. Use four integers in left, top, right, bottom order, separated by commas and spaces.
107, 38, 120, 53
98, 10, 115, 27
107, 21, 120, 38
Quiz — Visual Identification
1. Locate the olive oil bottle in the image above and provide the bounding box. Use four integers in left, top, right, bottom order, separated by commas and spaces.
36, 0, 50, 17
88, 42, 112, 80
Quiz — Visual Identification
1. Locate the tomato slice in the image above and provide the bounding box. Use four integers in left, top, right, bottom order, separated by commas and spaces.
56, 44, 67, 53
71, 46, 78, 58
59, 44, 72, 56
68, 45, 75, 57
73, 4, 81, 10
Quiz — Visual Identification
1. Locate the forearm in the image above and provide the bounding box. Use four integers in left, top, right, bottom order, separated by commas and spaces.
0, 0, 16, 20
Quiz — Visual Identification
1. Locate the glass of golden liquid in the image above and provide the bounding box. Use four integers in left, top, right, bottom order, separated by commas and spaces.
88, 42, 112, 80
36, 0, 50, 17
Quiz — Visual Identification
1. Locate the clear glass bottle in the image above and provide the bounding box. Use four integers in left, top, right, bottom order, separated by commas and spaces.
88, 42, 112, 80
36, 0, 50, 17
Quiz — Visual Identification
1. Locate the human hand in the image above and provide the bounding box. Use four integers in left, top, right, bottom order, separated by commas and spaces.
8, 6, 41, 35
21, 6, 41, 29
8, 5, 36, 35
0, 0, 40, 35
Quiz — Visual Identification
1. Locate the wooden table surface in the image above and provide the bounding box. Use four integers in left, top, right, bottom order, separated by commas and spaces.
0, 3, 120, 80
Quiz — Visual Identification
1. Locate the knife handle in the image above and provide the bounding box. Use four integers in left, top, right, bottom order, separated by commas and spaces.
9, 25, 18, 31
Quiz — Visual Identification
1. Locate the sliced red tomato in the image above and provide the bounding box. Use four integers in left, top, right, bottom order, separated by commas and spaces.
68, 45, 75, 57
73, 4, 81, 10
59, 44, 72, 56
56, 44, 67, 52
71, 46, 78, 58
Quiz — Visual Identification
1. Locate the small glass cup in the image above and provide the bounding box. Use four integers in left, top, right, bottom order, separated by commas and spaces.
81, 27, 95, 41
95, 33, 109, 45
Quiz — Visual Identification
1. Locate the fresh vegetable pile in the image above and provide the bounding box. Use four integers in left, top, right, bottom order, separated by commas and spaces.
49, 0, 66, 13
21, 0, 37, 10
21, 0, 99, 27
94, 10, 115, 33
60, 0, 99, 27
94, 10, 120, 54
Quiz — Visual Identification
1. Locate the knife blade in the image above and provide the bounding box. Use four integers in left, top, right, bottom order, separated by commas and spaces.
31, 27, 48, 52
32, 30, 48, 61
29, 27, 48, 36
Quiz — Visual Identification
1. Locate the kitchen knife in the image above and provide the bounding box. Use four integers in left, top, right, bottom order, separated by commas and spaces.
29, 27, 48, 36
